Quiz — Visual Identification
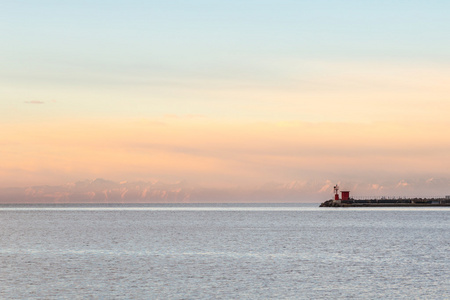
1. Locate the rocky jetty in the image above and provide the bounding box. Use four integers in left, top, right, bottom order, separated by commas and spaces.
319, 200, 340, 207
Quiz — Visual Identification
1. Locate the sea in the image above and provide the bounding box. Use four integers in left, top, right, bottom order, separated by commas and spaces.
1, 203, 449, 299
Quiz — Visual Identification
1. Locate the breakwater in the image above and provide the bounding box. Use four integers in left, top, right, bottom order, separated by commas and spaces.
320, 198, 450, 207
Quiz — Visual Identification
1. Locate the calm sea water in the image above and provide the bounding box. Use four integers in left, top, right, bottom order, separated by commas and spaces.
1, 204, 449, 299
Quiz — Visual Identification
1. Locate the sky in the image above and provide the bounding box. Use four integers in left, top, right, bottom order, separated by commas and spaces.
1, 1, 450, 202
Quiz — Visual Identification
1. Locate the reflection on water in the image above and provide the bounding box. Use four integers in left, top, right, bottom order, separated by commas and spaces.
1, 204, 449, 299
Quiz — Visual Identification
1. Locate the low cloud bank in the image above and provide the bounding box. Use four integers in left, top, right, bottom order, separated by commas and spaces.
1, 177, 449, 204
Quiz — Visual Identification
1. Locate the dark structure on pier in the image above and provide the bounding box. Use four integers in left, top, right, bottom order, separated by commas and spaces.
320, 185, 450, 207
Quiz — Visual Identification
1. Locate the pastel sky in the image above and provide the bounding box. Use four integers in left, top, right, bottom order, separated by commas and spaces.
1, 1, 450, 202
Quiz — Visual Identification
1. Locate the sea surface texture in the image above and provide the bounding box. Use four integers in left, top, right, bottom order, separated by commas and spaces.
1, 204, 449, 299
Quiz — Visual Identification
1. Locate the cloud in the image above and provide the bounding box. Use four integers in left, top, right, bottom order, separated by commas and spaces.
396, 180, 409, 188
163, 114, 205, 119
1, 177, 449, 204
0, 179, 192, 204
24, 101, 45, 104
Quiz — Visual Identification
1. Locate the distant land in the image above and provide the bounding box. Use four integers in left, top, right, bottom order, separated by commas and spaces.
0, 178, 449, 204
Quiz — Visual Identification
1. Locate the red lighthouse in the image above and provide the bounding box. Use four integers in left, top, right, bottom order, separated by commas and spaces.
333, 185, 351, 201
334, 185, 339, 200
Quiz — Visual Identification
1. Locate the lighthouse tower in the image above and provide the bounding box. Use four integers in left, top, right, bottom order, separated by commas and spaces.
334, 185, 339, 200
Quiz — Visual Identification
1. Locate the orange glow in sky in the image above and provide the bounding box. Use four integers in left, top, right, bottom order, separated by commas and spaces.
1, 1, 450, 202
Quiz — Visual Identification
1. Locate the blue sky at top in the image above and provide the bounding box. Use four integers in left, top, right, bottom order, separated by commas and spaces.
1, 0, 449, 121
